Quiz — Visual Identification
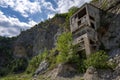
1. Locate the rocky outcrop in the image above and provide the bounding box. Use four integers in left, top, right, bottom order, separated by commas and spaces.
83, 49, 120, 80
83, 66, 99, 80
34, 60, 49, 76
93, 0, 120, 50
46, 63, 77, 80
13, 17, 65, 58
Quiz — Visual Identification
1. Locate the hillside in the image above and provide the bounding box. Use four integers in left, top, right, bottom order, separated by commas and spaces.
13, 16, 66, 58
0, 0, 120, 80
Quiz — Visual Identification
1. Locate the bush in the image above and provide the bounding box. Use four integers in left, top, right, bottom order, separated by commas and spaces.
0, 58, 28, 77
54, 13, 68, 18
65, 7, 79, 29
26, 50, 48, 74
56, 32, 72, 63
91, 0, 98, 2
55, 32, 87, 73
47, 49, 57, 70
84, 50, 109, 69
0, 68, 9, 77
10, 58, 28, 73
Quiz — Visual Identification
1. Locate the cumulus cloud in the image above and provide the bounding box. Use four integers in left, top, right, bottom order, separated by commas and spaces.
47, 13, 55, 19
54, 0, 91, 13
40, 0, 56, 11
0, 0, 91, 37
0, 11, 37, 37
0, 0, 41, 17
0, 0, 91, 17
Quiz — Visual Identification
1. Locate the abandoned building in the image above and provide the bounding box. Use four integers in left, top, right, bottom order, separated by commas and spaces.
70, 3, 100, 56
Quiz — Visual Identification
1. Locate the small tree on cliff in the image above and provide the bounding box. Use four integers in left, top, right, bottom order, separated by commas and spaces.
56, 32, 72, 63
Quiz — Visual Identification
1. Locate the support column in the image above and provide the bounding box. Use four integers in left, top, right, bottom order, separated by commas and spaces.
84, 34, 91, 57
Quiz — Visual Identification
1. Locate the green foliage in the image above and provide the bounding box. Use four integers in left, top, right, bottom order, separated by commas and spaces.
54, 7, 79, 30
101, 0, 108, 9
54, 13, 68, 18
56, 32, 72, 63
0, 58, 27, 77
54, 32, 86, 73
10, 58, 28, 73
0, 36, 18, 77
47, 48, 58, 70
91, 0, 98, 2
26, 50, 48, 74
0, 68, 9, 77
68, 49, 87, 73
68, 6, 79, 17
56, 32, 72, 54
0, 74, 31, 80
65, 7, 79, 29
84, 51, 109, 69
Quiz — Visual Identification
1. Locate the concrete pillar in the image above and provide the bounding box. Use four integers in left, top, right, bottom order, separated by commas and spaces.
84, 34, 92, 57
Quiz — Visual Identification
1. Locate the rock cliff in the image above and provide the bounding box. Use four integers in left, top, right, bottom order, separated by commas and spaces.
0, 0, 120, 79
92, 0, 120, 50
13, 17, 65, 58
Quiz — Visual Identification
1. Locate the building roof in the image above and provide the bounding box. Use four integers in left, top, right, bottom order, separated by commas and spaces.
70, 3, 101, 19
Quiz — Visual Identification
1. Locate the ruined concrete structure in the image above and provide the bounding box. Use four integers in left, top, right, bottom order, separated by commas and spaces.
70, 3, 100, 56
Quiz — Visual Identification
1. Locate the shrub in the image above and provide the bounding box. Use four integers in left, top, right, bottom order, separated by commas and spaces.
54, 13, 68, 18
55, 32, 87, 73
0, 68, 9, 77
91, 0, 98, 2
10, 58, 28, 73
65, 7, 79, 29
47, 49, 57, 70
84, 50, 109, 69
26, 50, 48, 74
56, 32, 72, 63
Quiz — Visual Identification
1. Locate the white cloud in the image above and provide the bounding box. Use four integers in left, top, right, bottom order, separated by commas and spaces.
0, 0, 91, 17
0, 0, 92, 37
47, 14, 55, 19
46, 0, 91, 18
41, 0, 56, 11
0, 0, 56, 17
55, 0, 91, 13
28, 20, 37, 26
0, 0, 41, 17
0, 11, 37, 37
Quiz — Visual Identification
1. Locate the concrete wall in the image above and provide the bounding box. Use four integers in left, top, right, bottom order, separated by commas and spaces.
87, 4, 100, 30
70, 4, 100, 33
70, 3, 100, 56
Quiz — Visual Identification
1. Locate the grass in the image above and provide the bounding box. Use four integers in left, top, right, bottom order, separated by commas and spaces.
0, 73, 31, 80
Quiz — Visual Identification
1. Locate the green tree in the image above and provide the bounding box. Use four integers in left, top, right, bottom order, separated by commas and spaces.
84, 50, 109, 69
26, 50, 48, 74
65, 6, 79, 29
56, 32, 72, 63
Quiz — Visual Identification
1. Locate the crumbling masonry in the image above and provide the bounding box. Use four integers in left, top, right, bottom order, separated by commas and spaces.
70, 3, 100, 56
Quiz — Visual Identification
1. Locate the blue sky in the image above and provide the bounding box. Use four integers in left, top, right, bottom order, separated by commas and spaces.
0, 0, 91, 37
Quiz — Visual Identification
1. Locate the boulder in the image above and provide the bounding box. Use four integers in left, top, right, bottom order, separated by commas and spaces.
47, 63, 77, 80
83, 66, 99, 80
34, 60, 49, 76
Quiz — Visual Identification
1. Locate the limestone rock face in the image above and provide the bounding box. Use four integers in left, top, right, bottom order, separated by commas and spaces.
91, 0, 120, 51
83, 66, 99, 80
34, 60, 49, 76
46, 63, 77, 80
13, 17, 65, 58
83, 49, 120, 80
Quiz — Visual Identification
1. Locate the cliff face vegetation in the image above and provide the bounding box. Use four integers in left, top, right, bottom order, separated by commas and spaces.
13, 17, 65, 58
0, 0, 120, 80
0, 7, 79, 78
